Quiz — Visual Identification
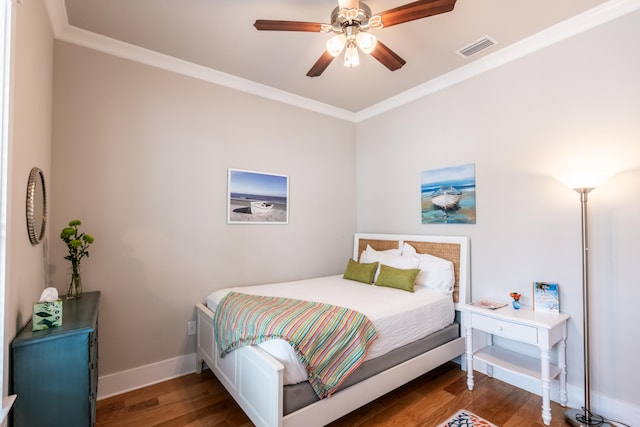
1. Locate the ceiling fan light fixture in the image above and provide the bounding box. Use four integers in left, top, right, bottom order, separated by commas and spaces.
326, 34, 346, 56
338, 0, 359, 10
356, 32, 377, 54
368, 15, 383, 30
254, 0, 457, 76
344, 43, 360, 68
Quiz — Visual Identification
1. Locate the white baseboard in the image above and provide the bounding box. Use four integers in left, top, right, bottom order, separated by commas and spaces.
472, 361, 640, 425
587, 388, 640, 426
97, 353, 197, 400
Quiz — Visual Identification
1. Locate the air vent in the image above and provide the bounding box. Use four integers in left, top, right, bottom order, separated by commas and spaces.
456, 36, 497, 58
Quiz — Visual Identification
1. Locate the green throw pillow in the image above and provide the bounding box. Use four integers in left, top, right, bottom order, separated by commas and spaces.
374, 264, 421, 292
343, 258, 379, 284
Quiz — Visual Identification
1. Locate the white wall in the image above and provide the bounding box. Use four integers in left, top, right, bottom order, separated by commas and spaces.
51, 41, 357, 376
356, 9, 640, 422
3, 0, 53, 396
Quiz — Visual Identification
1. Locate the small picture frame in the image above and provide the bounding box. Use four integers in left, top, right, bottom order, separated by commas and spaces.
532, 281, 559, 312
227, 168, 289, 224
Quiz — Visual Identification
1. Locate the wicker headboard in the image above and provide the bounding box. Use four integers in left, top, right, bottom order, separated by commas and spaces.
354, 233, 469, 306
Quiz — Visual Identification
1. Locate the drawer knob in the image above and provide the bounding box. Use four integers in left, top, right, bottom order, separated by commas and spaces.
497, 326, 503, 331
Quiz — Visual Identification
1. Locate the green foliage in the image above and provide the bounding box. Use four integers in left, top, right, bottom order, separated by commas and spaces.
60, 220, 95, 269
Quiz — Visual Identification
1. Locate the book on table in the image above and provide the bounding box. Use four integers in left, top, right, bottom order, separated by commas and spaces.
533, 281, 559, 312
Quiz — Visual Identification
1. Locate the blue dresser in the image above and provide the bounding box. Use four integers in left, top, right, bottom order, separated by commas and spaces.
11, 291, 100, 427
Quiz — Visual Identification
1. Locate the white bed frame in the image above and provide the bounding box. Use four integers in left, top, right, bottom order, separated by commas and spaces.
196, 233, 470, 427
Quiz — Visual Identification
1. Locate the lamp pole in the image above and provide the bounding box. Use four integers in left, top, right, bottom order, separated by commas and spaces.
565, 187, 601, 426
555, 171, 613, 426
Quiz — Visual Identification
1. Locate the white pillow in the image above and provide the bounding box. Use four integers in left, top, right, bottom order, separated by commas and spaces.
361, 245, 418, 281
402, 243, 455, 294
359, 244, 401, 263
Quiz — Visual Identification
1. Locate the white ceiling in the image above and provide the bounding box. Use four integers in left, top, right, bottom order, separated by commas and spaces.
48, 0, 636, 120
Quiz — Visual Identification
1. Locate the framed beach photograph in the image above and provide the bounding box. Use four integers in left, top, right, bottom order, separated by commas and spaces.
421, 163, 476, 224
227, 168, 289, 224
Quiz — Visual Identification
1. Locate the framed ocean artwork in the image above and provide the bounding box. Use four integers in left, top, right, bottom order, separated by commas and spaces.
421, 163, 476, 224
227, 168, 289, 224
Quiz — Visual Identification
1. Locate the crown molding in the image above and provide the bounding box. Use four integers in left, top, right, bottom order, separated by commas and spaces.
44, 0, 639, 123
356, 0, 640, 122
43, 0, 356, 122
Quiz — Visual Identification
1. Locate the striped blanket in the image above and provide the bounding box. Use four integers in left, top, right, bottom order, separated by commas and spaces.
213, 291, 378, 398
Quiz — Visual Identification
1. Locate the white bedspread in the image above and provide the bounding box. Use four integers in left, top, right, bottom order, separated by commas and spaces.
207, 275, 454, 385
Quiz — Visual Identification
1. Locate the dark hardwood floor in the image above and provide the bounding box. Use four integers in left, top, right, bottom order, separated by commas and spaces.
96, 362, 573, 427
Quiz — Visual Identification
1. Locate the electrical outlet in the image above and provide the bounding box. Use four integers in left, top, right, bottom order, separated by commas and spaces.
187, 321, 196, 335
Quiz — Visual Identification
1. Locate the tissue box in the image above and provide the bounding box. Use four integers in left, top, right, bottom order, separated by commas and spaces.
32, 300, 63, 331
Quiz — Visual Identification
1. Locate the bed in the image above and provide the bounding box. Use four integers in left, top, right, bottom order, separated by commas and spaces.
195, 233, 470, 427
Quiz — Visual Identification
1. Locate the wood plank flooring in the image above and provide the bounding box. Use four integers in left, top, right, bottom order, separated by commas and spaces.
96, 362, 572, 427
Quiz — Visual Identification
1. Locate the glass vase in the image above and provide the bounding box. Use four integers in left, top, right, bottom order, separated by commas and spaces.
67, 266, 82, 299
512, 299, 520, 310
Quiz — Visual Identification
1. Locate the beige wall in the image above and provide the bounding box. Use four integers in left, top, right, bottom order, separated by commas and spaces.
4, 0, 53, 396
6, 1, 640, 423
51, 41, 356, 374
356, 9, 640, 419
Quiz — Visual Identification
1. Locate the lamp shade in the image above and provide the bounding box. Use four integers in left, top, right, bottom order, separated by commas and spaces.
554, 172, 615, 190
356, 32, 377, 54
326, 34, 346, 57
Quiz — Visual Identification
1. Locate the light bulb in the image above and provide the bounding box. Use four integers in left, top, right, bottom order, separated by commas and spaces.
344, 44, 359, 68
356, 32, 377, 54
326, 34, 346, 57
554, 172, 615, 190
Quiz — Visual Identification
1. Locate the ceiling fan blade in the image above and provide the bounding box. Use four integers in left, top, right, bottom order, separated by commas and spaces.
307, 51, 336, 77
378, 0, 457, 28
254, 20, 325, 32
370, 41, 406, 71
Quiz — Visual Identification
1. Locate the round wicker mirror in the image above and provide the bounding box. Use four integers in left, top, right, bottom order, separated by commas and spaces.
26, 167, 47, 245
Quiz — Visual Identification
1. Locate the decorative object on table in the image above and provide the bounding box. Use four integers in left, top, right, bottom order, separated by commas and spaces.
436, 409, 497, 427
227, 168, 289, 224
533, 281, 560, 312
555, 171, 615, 427
470, 299, 507, 310
25, 166, 48, 245
509, 292, 521, 309
421, 163, 476, 224
60, 220, 95, 299
32, 287, 62, 331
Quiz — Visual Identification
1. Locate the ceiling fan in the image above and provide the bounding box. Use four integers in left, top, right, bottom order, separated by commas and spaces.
254, 0, 457, 77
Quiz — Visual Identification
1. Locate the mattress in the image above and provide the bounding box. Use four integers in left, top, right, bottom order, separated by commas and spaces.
207, 274, 455, 385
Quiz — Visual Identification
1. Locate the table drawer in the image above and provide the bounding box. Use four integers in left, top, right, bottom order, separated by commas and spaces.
471, 313, 538, 344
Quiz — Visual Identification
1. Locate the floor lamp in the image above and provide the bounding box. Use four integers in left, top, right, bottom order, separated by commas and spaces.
556, 173, 613, 427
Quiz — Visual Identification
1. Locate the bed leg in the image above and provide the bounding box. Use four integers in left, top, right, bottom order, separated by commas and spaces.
195, 303, 216, 376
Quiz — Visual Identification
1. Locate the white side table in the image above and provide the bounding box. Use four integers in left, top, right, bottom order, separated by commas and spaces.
463, 303, 570, 425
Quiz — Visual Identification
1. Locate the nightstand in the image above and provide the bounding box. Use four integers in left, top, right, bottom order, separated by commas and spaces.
463, 303, 569, 425
11, 291, 100, 427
